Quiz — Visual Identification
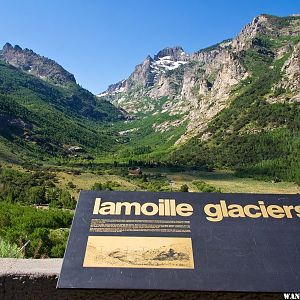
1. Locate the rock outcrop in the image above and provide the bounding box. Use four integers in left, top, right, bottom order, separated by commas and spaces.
278, 43, 300, 93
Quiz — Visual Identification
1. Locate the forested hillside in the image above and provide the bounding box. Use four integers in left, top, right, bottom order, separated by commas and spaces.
0, 57, 123, 162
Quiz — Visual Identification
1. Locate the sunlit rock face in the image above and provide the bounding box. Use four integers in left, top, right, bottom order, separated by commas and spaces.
97, 14, 300, 143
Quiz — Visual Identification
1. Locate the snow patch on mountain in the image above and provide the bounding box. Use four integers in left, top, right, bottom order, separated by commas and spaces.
151, 55, 188, 72
97, 47, 189, 97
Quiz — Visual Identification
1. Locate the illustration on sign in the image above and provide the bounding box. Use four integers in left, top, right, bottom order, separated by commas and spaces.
83, 236, 194, 269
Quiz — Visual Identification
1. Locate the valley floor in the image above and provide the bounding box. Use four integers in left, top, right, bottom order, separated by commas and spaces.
162, 170, 300, 194
55, 167, 300, 197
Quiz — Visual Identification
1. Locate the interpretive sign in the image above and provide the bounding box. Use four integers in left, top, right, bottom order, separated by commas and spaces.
58, 190, 300, 292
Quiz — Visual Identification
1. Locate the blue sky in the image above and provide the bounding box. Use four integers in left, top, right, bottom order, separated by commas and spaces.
1, 1, 299, 93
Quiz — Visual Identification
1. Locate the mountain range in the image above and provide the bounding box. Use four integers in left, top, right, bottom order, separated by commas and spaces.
0, 14, 299, 182
98, 14, 300, 142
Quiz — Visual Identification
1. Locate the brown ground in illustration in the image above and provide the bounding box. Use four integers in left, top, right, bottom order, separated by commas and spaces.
83, 236, 194, 269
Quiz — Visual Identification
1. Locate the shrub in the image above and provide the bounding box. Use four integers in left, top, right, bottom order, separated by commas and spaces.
180, 184, 189, 192
193, 181, 221, 193
0, 202, 73, 258
0, 238, 22, 258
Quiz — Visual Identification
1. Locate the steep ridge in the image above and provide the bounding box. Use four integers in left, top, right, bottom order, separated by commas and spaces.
0, 45, 123, 162
0, 43, 76, 86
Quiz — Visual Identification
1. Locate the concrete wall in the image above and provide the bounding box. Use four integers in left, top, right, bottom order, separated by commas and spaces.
0, 259, 283, 300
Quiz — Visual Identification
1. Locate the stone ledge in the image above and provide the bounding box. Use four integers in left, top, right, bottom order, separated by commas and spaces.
0, 259, 283, 300
0, 258, 62, 276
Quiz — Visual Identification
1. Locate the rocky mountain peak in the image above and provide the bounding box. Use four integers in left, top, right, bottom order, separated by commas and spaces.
97, 46, 189, 97
154, 46, 188, 61
231, 14, 300, 52
0, 43, 76, 86
3, 42, 14, 51
151, 46, 189, 73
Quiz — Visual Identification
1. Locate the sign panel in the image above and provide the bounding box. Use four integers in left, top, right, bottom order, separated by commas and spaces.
57, 191, 300, 292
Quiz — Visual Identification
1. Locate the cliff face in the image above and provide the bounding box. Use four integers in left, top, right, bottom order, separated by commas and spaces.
0, 43, 76, 85
276, 42, 300, 100
98, 14, 300, 144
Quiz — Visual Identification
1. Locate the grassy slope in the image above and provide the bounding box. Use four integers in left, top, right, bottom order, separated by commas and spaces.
100, 109, 187, 162
0, 60, 122, 161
